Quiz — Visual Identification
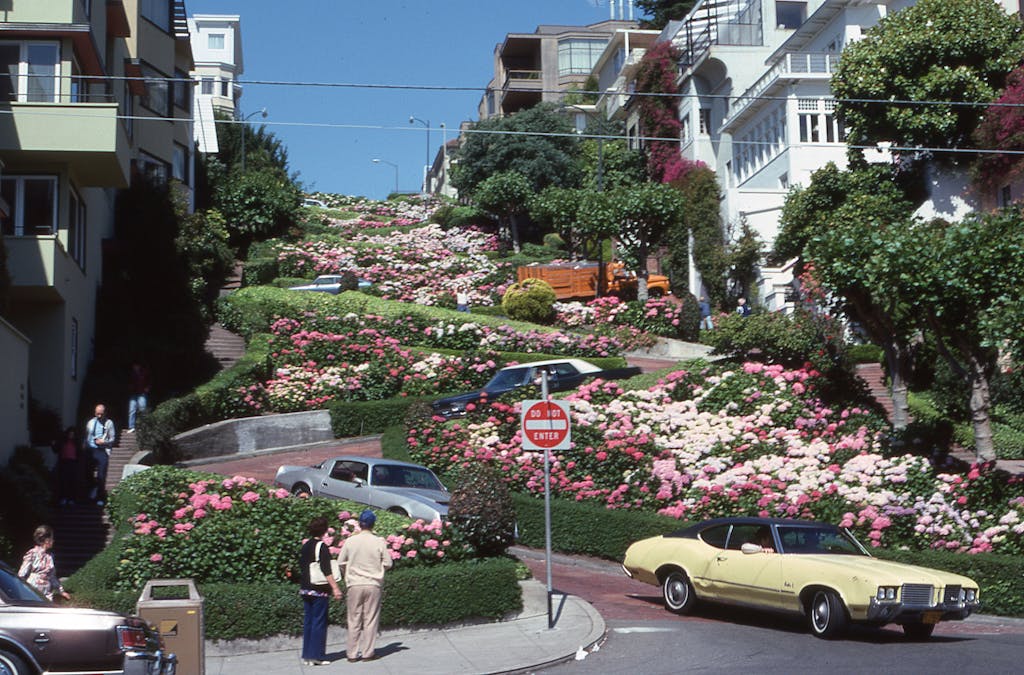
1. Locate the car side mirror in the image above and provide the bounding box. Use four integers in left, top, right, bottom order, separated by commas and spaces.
740, 543, 764, 554
353, 478, 365, 488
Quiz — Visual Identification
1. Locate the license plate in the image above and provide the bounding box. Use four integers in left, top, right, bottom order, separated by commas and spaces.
922, 611, 942, 624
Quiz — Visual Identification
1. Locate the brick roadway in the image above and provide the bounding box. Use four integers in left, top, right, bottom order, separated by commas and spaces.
189, 437, 382, 485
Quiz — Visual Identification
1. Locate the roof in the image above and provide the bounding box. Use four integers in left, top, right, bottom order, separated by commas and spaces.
667, 516, 840, 538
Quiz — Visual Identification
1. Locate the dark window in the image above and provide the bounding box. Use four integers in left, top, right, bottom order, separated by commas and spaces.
699, 525, 730, 549
1001, 185, 1012, 207
776, 1, 807, 29
140, 63, 169, 116
727, 524, 762, 550
173, 69, 190, 111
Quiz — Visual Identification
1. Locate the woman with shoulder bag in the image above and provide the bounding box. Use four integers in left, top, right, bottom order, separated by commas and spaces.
299, 516, 342, 666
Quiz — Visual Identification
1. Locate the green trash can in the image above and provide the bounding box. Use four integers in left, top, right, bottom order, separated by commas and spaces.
137, 579, 204, 675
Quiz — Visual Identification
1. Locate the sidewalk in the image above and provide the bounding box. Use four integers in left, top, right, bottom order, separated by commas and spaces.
203, 579, 605, 674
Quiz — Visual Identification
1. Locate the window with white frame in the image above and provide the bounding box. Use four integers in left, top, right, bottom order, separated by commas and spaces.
208, 33, 225, 50
776, 1, 807, 29
797, 98, 843, 144
699, 108, 712, 135
69, 188, 87, 269
200, 77, 214, 95
0, 41, 60, 102
680, 113, 691, 143
557, 39, 607, 76
173, 143, 190, 185
140, 0, 171, 32
220, 79, 230, 97
0, 176, 58, 236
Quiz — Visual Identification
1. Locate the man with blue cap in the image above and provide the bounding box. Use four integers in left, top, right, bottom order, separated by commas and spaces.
337, 509, 393, 662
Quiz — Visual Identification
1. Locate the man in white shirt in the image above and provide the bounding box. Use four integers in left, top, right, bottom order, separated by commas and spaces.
84, 404, 115, 505
338, 510, 393, 662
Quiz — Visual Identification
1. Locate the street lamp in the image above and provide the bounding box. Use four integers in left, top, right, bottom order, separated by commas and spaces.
409, 115, 430, 192
239, 107, 267, 173
372, 158, 399, 194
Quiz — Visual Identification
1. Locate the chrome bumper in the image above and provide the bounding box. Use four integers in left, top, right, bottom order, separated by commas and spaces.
866, 598, 979, 623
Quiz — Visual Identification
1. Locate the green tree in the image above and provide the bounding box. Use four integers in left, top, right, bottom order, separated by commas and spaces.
451, 103, 582, 195
529, 187, 586, 258
175, 206, 234, 323
669, 166, 725, 307
832, 0, 1024, 163
214, 111, 291, 175
886, 209, 1024, 460
576, 190, 621, 296
610, 183, 686, 302
214, 169, 303, 256
473, 171, 533, 253
725, 219, 762, 304
635, 1, 697, 30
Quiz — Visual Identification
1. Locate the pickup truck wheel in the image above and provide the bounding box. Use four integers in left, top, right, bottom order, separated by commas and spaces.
808, 589, 848, 639
292, 484, 312, 498
902, 623, 935, 640
0, 649, 30, 675
662, 570, 696, 615
648, 288, 665, 298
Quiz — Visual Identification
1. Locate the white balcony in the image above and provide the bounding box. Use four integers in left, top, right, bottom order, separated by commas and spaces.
724, 52, 839, 128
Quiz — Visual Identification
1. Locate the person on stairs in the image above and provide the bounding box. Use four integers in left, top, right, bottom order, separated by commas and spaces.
84, 403, 115, 506
126, 362, 150, 433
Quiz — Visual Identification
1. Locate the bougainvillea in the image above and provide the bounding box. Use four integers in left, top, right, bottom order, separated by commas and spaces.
634, 41, 686, 182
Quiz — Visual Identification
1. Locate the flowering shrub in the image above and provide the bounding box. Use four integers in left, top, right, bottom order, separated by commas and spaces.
275, 224, 511, 307
408, 361, 1024, 555
555, 295, 687, 340
110, 466, 470, 591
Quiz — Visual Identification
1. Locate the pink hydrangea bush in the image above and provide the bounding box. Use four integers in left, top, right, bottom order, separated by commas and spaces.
112, 466, 470, 591
408, 362, 1024, 555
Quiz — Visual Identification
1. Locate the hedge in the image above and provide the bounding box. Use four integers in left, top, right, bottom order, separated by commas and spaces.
69, 558, 523, 641
512, 492, 683, 561
328, 396, 436, 437
218, 287, 567, 342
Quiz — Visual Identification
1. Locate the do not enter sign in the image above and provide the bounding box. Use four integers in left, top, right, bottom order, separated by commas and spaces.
521, 399, 571, 451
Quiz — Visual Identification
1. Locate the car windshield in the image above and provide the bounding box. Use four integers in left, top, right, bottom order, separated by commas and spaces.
486, 367, 528, 390
372, 465, 444, 491
0, 566, 47, 604
776, 525, 867, 555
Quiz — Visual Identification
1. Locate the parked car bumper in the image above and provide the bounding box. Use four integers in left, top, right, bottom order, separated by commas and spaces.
863, 597, 980, 624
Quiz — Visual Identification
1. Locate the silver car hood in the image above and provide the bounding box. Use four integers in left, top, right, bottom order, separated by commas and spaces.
375, 486, 450, 507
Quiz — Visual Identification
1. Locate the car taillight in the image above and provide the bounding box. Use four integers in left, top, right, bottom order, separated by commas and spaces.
118, 625, 149, 650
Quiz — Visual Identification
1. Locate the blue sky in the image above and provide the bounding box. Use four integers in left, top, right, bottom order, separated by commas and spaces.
187, 1, 642, 200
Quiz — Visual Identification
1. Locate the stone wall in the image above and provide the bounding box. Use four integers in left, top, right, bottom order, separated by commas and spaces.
171, 410, 334, 461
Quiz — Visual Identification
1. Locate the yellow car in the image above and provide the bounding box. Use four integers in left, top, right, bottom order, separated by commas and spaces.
622, 517, 980, 640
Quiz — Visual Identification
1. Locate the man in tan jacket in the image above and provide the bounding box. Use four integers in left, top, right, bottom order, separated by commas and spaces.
338, 509, 393, 661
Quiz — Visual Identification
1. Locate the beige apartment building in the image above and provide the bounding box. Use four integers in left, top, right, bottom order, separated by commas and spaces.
0, 0, 195, 464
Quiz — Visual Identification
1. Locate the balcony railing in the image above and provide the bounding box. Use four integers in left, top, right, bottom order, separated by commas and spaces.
1, 75, 117, 104
502, 69, 542, 90
725, 53, 839, 126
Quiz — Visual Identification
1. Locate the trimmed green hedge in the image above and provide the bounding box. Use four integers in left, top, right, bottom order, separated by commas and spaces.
512, 492, 683, 561
70, 558, 522, 640
328, 396, 436, 437
218, 287, 565, 342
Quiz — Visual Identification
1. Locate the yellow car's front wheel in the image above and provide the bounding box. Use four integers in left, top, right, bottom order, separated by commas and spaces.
662, 570, 696, 615
808, 589, 848, 639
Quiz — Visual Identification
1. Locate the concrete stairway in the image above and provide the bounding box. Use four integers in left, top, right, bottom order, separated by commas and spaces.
855, 362, 896, 423
206, 324, 246, 371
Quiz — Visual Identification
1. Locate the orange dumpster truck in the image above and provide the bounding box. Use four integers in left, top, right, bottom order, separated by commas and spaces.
516, 261, 671, 300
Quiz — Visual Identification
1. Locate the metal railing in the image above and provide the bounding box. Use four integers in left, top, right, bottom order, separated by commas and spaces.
502, 69, 542, 90
1, 75, 117, 104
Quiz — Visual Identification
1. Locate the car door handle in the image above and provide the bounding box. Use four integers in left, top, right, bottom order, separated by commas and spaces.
716, 555, 728, 562
34, 632, 50, 645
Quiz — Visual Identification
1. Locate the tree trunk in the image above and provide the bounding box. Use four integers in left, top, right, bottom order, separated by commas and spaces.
509, 213, 521, 254
636, 244, 649, 303
882, 341, 911, 431
967, 354, 996, 463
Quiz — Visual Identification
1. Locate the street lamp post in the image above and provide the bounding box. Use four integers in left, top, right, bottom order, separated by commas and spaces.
239, 107, 267, 173
372, 158, 399, 194
409, 115, 430, 192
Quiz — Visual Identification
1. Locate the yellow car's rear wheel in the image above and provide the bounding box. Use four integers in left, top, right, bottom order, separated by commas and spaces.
662, 570, 696, 614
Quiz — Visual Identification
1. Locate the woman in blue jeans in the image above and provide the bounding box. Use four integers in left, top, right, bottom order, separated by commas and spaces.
299, 516, 342, 666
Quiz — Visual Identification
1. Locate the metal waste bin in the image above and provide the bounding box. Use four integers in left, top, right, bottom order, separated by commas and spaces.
137, 579, 204, 675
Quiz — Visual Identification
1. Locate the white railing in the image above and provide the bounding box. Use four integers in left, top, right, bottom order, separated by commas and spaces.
725, 53, 839, 125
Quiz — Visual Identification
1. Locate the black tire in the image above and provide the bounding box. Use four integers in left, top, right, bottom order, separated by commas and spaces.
292, 483, 311, 498
903, 623, 936, 641
808, 589, 848, 639
662, 570, 696, 615
649, 287, 665, 298
387, 506, 409, 517
0, 649, 31, 675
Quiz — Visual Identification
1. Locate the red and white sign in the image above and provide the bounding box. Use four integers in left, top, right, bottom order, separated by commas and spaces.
521, 399, 571, 451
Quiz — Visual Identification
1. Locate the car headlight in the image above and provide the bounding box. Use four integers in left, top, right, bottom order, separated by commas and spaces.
963, 588, 977, 602
876, 586, 898, 601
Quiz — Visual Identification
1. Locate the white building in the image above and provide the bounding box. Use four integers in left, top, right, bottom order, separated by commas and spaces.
188, 14, 244, 153
638, 0, 1021, 309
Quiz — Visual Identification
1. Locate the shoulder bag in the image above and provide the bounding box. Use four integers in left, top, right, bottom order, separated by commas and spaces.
308, 541, 341, 585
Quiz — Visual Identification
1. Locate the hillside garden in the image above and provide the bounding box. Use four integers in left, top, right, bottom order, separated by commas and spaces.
58, 195, 1024, 636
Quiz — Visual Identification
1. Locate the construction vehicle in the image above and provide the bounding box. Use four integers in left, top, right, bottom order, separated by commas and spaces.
516, 261, 671, 300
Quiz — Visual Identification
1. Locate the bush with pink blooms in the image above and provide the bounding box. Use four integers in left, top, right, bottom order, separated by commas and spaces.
108, 466, 471, 592
555, 295, 688, 340
408, 361, 1024, 555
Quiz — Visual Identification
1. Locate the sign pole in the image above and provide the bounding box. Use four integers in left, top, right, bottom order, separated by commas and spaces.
541, 370, 554, 629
